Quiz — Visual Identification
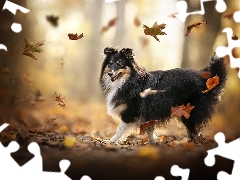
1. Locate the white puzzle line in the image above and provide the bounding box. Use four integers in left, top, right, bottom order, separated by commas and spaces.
205, 132, 240, 180
175, 0, 227, 22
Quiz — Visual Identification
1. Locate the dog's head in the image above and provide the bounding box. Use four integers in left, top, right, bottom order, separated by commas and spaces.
101, 47, 134, 82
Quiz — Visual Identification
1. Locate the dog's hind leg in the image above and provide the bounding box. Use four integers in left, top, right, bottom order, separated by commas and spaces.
147, 126, 155, 144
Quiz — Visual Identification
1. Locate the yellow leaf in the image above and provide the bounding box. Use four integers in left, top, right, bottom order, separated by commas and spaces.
138, 147, 160, 159
63, 136, 76, 148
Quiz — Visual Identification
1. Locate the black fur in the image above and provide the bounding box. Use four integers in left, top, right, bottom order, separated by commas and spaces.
100, 47, 228, 142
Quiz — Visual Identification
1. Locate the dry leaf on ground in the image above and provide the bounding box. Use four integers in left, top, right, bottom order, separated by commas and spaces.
171, 103, 195, 119
63, 136, 76, 148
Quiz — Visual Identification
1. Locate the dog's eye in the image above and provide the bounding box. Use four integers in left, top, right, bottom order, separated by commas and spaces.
116, 61, 122, 66
109, 61, 113, 65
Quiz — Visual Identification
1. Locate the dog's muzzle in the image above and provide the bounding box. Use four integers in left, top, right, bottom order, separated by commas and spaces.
108, 71, 122, 82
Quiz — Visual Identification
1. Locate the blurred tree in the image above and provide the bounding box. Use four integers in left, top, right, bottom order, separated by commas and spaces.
181, 0, 221, 69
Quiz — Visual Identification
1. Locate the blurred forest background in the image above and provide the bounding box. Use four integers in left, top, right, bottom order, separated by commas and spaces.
0, 0, 240, 139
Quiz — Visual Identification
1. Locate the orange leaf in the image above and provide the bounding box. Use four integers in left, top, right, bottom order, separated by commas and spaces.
100, 17, 118, 34
202, 75, 219, 93
185, 21, 207, 36
139, 120, 158, 135
133, 16, 141, 27
171, 103, 195, 119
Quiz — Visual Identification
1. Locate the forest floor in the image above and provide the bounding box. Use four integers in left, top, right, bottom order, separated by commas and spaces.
0, 102, 236, 180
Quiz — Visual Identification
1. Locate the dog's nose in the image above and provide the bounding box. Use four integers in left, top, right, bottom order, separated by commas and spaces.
108, 71, 113, 77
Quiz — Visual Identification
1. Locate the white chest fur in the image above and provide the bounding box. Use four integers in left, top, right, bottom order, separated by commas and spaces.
105, 77, 127, 121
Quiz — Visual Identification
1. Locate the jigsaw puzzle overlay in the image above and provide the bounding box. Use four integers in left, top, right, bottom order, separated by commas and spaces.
0, 0, 240, 180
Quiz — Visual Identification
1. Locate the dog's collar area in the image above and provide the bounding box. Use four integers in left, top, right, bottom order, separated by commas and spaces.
111, 72, 122, 82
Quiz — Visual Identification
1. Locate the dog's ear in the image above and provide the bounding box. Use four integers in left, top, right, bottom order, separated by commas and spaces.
104, 47, 118, 56
120, 48, 134, 60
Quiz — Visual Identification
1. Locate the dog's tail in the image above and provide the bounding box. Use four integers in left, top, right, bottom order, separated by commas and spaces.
201, 54, 228, 97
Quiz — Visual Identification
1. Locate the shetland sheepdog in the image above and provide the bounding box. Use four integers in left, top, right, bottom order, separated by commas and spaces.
100, 47, 227, 144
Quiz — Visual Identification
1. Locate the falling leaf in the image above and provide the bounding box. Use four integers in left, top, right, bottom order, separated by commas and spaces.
139, 36, 149, 48
202, 75, 219, 93
232, 34, 238, 40
100, 17, 118, 34
185, 21, 207, 36
35, 89, 46, 101
0, 65, 10, 74
140, 120, 158, 135
21, 73, 34, 84
200, 71, 211, 79
133, 16, 141, 27
60, 58, 64, 70
63, 136, 76, 148
139, 88, 165, 98
143, 22, 167, 42
53, 92, 66, 108
68, 33, 84, 40
141, 137, 149, 145
43, 117, 58, 133
169, 13, 178, 18
223, 12, 234, 19
22, 39, 45, 60
171, 103, 195, 119
46, 15, 59, 27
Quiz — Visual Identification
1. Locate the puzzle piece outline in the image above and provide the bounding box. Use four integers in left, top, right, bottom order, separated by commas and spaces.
205, 132, 240, 180
175, 0, 227, 22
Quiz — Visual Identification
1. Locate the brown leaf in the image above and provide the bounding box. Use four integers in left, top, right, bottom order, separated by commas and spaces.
141, 137, 149, 145
232, 34, 238, 40
223, 13, 234, 19
139, 36, 149, 49
133, 16, 141, 27
46, 15, 59, 27
201, 75, 219, 93
140, 120, 158, 135
185, 21, 207, 36
53, 92, 66, 108
171, 103, 195, 119
68, 33, 84, 40
143, 22, 167, 42
22, 39, 45, 60
100, 17, 118, 34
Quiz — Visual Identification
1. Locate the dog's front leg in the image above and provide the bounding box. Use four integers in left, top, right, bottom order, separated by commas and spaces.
103, 120, 128, 143
147, 126, 155, 144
